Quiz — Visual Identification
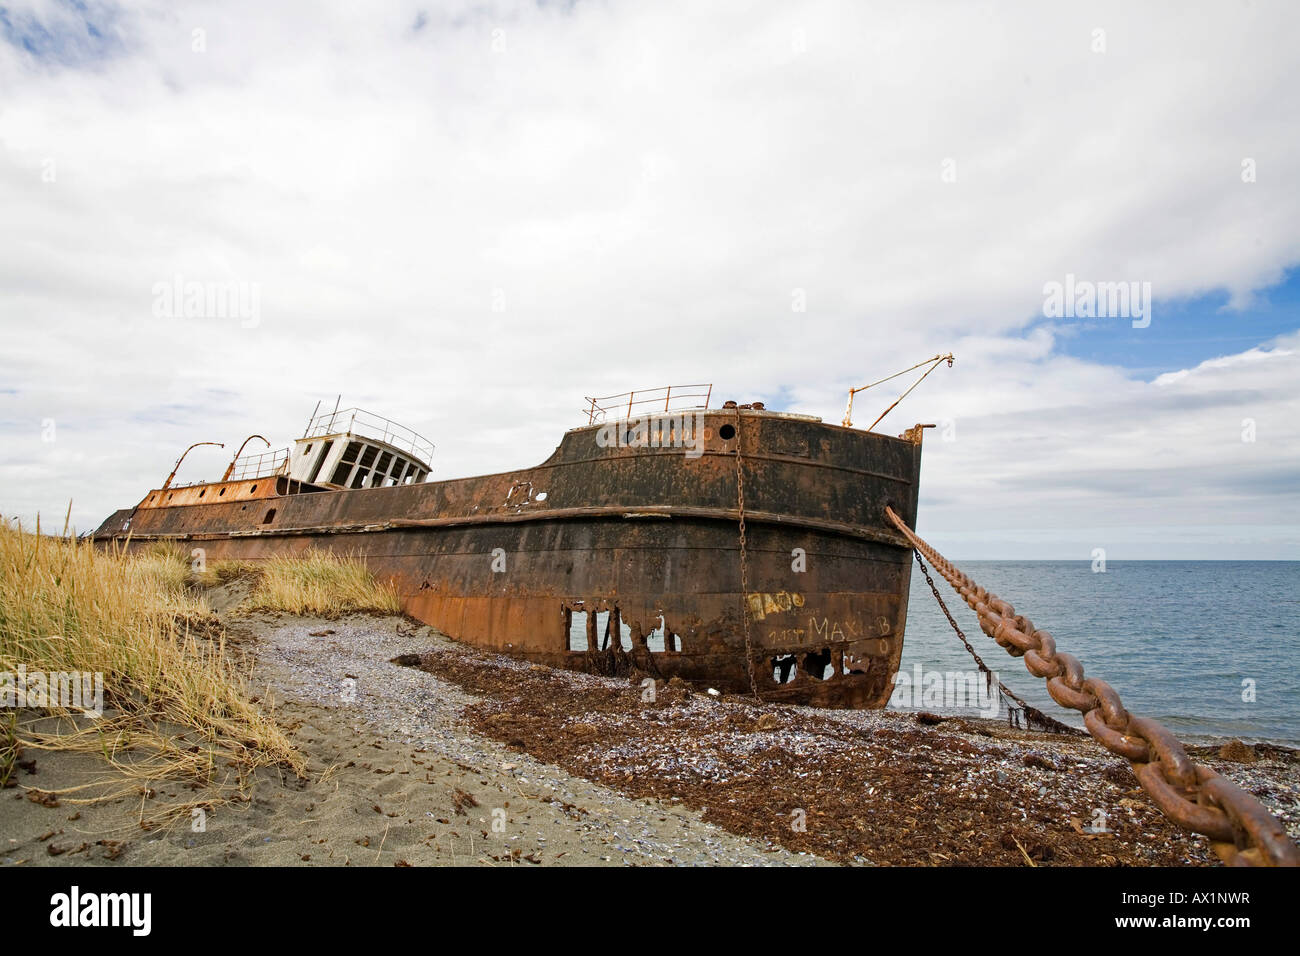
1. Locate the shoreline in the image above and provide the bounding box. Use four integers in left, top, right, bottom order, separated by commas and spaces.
879, 705, 1300, 751
4, 603, 1296, 866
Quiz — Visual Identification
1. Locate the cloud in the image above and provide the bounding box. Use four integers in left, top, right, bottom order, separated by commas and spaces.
905, 330, 1300, 557
0, 0, 1297, 557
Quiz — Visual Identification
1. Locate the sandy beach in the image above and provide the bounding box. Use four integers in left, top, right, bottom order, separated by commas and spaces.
3, 595, 1297, 867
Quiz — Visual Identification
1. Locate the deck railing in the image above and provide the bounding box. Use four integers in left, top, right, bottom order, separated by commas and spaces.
304, 407, 435, 463
582, 384, 713, 425
229, 447, 289, 481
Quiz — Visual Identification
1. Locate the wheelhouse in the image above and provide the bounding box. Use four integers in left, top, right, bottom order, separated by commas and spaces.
286, 406, 434, 490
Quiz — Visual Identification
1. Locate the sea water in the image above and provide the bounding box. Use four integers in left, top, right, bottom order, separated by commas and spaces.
898, 561, 1300, 745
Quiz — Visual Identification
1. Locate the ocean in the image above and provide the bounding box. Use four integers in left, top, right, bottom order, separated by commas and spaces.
896, 561, 1300, 746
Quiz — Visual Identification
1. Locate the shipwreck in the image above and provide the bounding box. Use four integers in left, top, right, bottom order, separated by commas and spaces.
94, 372, 949, 708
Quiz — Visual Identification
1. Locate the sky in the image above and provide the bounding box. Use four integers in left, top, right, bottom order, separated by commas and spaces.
1, 0, 1297, 559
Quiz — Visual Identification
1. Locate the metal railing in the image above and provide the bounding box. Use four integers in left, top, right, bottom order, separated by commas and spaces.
303, 407, 435, 463
228, 447, 289, 481
582, 384, 713, 425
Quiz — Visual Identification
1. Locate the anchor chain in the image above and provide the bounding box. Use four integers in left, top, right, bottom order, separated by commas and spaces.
734, 409, 760, 699
913, 549, 1079, 735
885, 505, 1299, 868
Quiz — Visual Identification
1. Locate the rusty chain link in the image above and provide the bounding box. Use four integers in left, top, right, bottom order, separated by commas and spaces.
734, 409, 760, 699
885, 505, 1299, 867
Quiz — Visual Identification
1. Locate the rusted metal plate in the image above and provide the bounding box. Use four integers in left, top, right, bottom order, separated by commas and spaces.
136, 476, 297, 510
95, 410, 924, 708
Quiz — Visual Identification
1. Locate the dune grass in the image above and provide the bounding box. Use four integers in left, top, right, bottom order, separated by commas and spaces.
0, 711, 17, 788
0, 520, 304, 812
243, 551, 402, 618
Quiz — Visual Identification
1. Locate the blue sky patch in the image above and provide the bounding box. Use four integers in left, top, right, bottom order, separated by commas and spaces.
1039, 268, 1300, 379
0, 0, 124, 67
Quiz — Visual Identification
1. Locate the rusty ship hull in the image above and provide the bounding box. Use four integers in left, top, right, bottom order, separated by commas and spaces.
94, 409, 924, 708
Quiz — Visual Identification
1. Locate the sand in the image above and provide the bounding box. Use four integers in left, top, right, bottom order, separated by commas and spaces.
2, 612, 819, 866
3, 603, 1296, 866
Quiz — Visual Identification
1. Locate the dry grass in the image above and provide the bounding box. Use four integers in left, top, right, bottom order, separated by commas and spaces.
244, 551, 402, 618
0, 520, 304, 810
126, 541, 213, 617
0, 711, 17, 788
192, 558, 262, 588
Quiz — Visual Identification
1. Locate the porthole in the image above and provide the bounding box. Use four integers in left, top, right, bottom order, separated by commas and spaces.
719, 424, 736, 440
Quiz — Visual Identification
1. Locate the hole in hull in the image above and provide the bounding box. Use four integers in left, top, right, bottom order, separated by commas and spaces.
644, 615, 668, 652
593, 611, 632, 652
772, 654, 798, 684
804, 648, 833, 680
567, 609, 588, 651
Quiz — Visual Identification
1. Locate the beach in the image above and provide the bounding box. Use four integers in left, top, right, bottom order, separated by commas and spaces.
4, 596, 1296, 867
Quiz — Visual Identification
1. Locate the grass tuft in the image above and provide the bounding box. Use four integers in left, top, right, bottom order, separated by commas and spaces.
0, 521, 304, 806
0, 712, 17, 788
244, 551, 402, 618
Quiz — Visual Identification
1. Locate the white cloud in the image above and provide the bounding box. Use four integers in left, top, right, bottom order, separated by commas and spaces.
0, 0, 1297, 556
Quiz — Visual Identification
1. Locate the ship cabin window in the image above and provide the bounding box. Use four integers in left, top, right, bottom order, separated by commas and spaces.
263, 508, 276, 523
306, 440, 333, 484
329, 440, 364, 486
322, 440, 427, 489
379, 454, 413, 487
